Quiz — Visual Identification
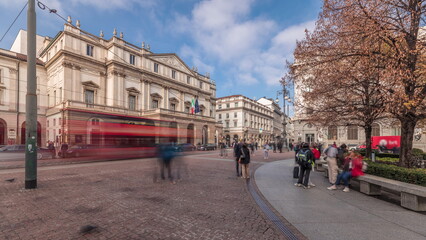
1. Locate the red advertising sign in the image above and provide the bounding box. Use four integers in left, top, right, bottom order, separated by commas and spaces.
371, 136, 401, 150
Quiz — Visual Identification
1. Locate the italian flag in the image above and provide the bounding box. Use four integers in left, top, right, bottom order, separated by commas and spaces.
191, 99, 195, 114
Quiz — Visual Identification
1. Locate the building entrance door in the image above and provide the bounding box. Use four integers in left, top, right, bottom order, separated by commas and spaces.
305, 134, 314, 144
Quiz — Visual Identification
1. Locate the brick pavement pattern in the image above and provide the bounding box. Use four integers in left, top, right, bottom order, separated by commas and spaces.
0, 150, 293, 240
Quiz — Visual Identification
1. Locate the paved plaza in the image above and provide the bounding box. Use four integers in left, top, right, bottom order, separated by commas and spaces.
0, 149, 425, 240
0, 150, 292, 240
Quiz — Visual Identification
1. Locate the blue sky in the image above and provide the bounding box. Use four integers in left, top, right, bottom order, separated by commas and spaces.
0, 0, 322, 113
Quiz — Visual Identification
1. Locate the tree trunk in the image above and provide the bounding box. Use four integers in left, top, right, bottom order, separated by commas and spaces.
364, 125, 372, 160
399, 117, 417, 168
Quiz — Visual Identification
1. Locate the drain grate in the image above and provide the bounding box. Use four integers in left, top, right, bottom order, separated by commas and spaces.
247, 180, 300, 240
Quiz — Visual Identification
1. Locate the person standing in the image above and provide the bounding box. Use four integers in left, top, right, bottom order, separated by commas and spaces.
324, 143, 339, 184
234, 140, 243, 177
239, 143, 251, 179
48, 141, 55, 158
337, 144, 348, 167
219, 141, 226, 158
278, 141, 283, 153
249, 141, 255, 156
263, 142, 270, 160
295, 143, 315, 189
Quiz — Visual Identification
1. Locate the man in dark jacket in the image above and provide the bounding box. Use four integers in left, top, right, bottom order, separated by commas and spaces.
295, 143, 315, 189
337, 144, 348, 168
234, 140, 243, 177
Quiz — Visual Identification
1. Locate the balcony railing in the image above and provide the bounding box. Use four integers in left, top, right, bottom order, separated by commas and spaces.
53, 100, 215, 120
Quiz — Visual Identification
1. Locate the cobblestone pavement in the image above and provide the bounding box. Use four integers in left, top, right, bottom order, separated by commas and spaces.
0, 150, 296, 240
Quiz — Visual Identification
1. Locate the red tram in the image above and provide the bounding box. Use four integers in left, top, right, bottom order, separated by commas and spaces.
58, 108, 192, 160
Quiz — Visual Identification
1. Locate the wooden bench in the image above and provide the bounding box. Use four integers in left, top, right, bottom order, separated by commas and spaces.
322, 164, 426, 211
357, 175, 426, 211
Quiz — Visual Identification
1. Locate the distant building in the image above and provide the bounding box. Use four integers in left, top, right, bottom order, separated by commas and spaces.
216, 95, 281, 146
0, 22, 219, 146
257, 97, 286, 144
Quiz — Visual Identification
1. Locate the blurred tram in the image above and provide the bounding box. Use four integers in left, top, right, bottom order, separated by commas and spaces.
58, 108, 192, 160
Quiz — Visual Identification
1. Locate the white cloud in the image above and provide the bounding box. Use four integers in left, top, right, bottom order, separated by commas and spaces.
174, 0, 315, 88
180, 45, 215, 75
68, 0, 156, 11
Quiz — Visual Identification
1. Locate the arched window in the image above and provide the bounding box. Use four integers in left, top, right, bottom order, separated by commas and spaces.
372, 123, 380, 136
391, 122, 401, 136
328, 126, 337, 140
347, 125, 358, 140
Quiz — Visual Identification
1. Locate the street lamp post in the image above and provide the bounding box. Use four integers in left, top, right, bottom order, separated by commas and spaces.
275, 84, 288, 149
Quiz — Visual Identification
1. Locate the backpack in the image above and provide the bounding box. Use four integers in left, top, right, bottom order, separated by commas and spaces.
296, 149, 309, 163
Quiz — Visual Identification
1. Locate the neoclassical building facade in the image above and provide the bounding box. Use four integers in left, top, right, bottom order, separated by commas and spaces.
0, 22, 219, 146
216, 95, 283, 145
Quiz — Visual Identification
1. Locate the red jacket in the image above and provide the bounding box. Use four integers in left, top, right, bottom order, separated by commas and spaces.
311, 148, 320, 160
351, 157, 364, 178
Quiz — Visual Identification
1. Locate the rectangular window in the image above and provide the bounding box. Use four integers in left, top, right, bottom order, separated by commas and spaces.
234, 112, 237, 118
84, 89, 94, 107
86, 44, 94, 56
129, 95, 136, 110
226, 113, 229, 118
170, 103, 176, 111
187, 76, 191, 84
235, 102, 238, 107
226, 103, 230, 108
152, 99, 159, 109
0, 89, 3, 105
154, 63, 159, 73
348, 126, 358, 140
59, 87, 62, 102
130, 54, 135, 65
53, 119, 56, 126
172, 70, 176, 79
218, 104, 222, 109
210, 110, 212, 117
47, 120, 49, 127
226, 122, 229, 128
234, 121, 237, 127
219, 114, 222, 119
185, 106, 190, 113
199, 81, 203, 89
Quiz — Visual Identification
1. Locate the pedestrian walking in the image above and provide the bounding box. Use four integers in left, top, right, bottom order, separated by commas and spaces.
239, 143, 251, 179
157, 144, 176, 183
48, 140, 55, 158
